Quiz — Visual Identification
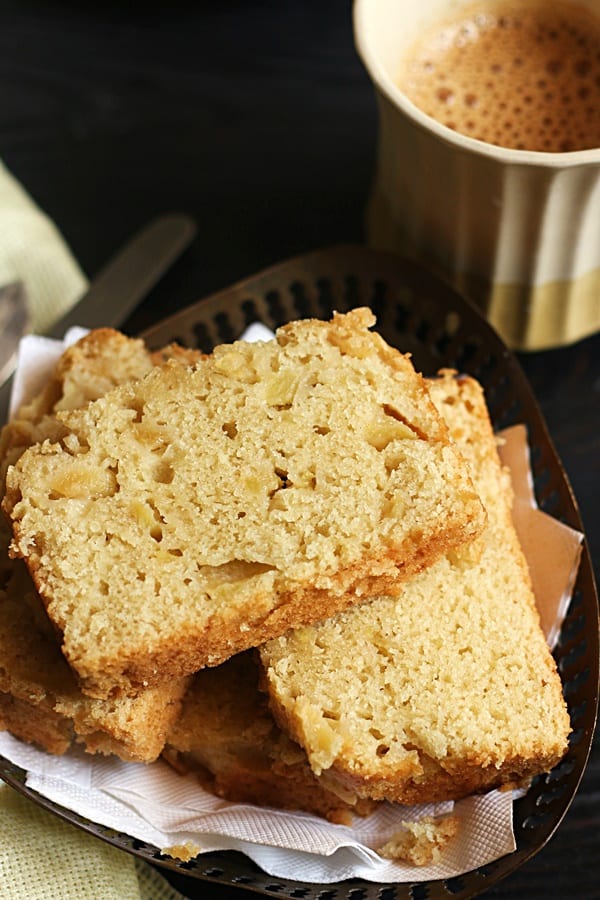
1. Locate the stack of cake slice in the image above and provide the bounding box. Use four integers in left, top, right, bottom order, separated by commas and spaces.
0, 309, 570, 847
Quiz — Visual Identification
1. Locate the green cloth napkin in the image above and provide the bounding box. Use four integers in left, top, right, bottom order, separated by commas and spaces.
0, 162, 186, 899
0, 160, 88, 333
0, 785, 184, 899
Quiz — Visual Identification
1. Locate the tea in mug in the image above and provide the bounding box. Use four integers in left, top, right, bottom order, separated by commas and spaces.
397, 0, 600, 151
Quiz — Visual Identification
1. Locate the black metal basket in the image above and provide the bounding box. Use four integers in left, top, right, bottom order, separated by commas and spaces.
1, 246, 598, 900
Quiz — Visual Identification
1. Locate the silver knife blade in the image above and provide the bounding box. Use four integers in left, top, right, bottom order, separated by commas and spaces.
0, 282, 29, 387
46, 213, 197, 338
0, 213, 197, 423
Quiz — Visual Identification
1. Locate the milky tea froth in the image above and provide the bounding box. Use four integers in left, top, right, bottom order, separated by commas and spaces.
397, 0, 600, 151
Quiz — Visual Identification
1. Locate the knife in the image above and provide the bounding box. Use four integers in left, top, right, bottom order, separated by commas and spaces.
0, 213, 197, 423
46, 213, 197, 338
0, 282, 29, 388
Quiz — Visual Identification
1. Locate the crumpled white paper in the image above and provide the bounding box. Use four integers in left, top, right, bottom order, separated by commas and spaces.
0, 732, 516, 883
8, 327, 89, 419
0, 326, 583, 885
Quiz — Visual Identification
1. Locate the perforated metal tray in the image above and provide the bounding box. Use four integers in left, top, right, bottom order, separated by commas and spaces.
1, 246, 598, 899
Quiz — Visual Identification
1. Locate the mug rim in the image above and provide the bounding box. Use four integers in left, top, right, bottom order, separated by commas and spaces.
353, 0, 600, 168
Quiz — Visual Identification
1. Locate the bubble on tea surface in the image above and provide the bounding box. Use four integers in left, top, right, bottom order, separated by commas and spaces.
398, 0, 600, 151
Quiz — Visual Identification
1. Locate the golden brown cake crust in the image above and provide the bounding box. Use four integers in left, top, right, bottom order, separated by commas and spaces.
0, 692, 74, 755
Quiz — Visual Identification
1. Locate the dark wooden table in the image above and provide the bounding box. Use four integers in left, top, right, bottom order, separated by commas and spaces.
1, 2, 598, 897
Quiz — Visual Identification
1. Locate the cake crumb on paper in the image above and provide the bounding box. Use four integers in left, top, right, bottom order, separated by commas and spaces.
376, 814, 460, 866
161, 842, 201, 862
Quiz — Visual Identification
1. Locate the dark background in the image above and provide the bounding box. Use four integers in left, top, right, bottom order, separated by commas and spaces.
0, 1, 598, 897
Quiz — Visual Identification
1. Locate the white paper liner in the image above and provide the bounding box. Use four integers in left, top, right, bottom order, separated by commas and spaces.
0, 328, 584, 885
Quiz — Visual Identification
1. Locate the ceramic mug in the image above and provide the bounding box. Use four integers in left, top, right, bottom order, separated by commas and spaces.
354, 0, 600, 350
